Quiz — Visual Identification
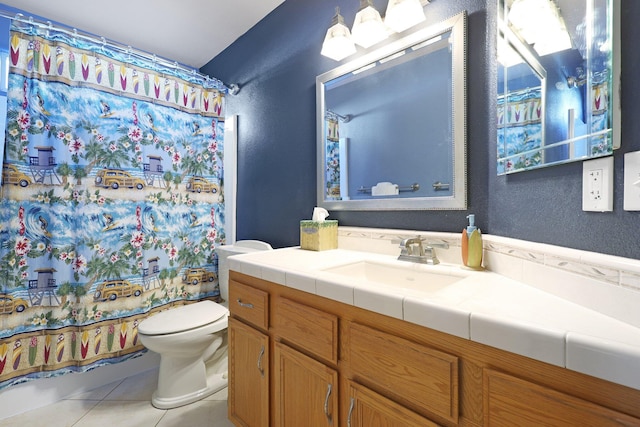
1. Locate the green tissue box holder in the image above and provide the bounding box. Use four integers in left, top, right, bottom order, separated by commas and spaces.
300, 220, 338, 251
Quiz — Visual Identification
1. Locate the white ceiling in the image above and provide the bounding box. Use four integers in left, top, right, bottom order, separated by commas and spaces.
0, 0, 285, 68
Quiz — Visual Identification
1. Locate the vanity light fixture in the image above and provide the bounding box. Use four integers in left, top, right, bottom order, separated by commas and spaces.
385, 0, 427, 33
351, 0, 388, 49
322, 0, 431, 61
321, 7, 358, 61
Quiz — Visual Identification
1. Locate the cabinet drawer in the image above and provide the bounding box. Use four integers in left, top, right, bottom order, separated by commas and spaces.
348, 322, 459, 424
229, 280, 269, 330
273, 297, 338, 364
484, 369, 640, 426
346, 380, 439, 427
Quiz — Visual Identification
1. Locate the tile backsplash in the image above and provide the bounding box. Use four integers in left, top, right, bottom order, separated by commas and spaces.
338, 226, 640, 329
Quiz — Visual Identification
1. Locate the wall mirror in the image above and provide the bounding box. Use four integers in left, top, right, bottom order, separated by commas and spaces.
316, 12, 467, 211
497, 0, 620, 174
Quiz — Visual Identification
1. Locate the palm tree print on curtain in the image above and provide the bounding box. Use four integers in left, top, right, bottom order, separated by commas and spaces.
0, 24, 227, 390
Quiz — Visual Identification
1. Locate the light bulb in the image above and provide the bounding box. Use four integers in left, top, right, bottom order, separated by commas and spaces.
351, 0, 388, 49
385, 0, 426, 33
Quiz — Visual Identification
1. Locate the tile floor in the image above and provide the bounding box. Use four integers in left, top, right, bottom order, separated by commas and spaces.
0, 368, 235, 427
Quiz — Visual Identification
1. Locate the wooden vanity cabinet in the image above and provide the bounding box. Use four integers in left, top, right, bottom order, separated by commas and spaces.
228, 271, 640, 427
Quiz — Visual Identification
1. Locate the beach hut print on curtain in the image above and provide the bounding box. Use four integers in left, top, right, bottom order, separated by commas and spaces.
0, 22, 227, 390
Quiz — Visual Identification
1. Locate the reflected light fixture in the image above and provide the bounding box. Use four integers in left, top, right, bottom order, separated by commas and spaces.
385, 0, 427, 33
497, 36, 524, 67
321, 7, 357, 61
508, 0, 572, 56
351, 0, 389, 49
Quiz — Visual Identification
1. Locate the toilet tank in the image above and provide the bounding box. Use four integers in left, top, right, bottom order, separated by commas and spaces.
216, 240, 273, 306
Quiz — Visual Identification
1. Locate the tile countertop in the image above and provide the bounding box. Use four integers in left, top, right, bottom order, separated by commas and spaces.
227, 247, 640, 391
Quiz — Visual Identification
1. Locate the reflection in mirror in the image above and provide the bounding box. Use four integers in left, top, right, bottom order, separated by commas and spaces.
497, 0, 620, 175
0, 16, 9, 179
317, 12, 467, 210
497, 24, 547, 170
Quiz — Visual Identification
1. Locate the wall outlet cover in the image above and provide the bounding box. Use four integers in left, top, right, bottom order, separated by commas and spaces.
624, 151, 640, 211
582, 156, 613, 212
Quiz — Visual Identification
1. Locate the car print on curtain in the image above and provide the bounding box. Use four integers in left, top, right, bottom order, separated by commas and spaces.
0, 23, 227, 390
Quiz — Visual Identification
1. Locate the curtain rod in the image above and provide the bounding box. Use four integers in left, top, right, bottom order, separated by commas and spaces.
0, 10, 232, 92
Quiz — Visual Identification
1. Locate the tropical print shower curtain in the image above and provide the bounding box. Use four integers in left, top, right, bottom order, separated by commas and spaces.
0, 23, 226, 390
497, 87, 543, 174
324, 115, 340, 200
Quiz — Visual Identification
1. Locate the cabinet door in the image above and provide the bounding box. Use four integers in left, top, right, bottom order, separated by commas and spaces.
345, 380, 440, 427
228, 317, 269, 427
274, 341, 338, 427
484, 369, 640, 426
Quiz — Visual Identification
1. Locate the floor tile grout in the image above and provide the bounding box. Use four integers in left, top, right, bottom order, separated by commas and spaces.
1, 369, 232, 427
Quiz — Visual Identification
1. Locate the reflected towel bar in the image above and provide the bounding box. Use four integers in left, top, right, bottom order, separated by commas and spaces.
432, 181, 450, 191
358, 183, 420, 194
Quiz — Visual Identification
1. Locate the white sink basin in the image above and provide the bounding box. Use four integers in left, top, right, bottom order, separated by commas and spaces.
322, 260, 464, 292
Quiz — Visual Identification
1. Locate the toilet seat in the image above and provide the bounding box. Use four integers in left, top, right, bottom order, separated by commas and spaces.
139, 300, 228, 336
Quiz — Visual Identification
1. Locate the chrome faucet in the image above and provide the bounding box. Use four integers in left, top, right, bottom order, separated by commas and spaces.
398, 236, 449, 265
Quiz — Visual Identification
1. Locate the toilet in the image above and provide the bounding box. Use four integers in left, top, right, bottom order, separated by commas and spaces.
216, 240, 273, 305
138, 240, 273, 409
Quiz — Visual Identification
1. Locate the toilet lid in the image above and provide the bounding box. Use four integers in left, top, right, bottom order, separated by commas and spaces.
138, 300, 228, 335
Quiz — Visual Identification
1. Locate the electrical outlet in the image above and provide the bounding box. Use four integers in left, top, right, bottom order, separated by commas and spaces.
624, 151, 640, 211
588, 168, 603, 202
582, 156, 613, 212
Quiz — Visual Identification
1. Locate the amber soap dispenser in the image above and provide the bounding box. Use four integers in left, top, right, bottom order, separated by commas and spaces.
461, 214, 483, 269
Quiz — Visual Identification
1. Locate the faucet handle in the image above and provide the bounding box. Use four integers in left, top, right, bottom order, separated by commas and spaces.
425, 241, 449, 249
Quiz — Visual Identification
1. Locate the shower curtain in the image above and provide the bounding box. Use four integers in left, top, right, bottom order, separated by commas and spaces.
0, 23, 226, 390
497, 87, 543, 174
324, 116, 340, 200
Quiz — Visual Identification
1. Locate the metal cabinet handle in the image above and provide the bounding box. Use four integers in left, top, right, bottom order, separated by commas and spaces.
257, 345, 265, 377
237, 298, 254, 308
324, 383, 332, 421
347, 397, 355, 427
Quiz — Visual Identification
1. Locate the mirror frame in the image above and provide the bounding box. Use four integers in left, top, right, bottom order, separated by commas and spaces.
316, 12, 467, 211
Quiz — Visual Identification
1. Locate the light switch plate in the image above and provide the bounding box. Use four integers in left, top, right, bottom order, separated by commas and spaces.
624, 151, 640, 211
582, 156, 613, 212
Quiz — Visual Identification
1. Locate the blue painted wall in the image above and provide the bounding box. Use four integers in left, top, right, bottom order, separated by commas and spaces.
202, 0, 640, 259
201, 0, 490, 249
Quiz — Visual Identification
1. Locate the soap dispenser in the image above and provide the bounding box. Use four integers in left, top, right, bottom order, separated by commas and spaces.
461, 214, 483, 269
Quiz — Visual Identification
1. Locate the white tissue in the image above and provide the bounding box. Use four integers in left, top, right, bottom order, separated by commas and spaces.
312, 207, 329, 222
371, 182, 399, 196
